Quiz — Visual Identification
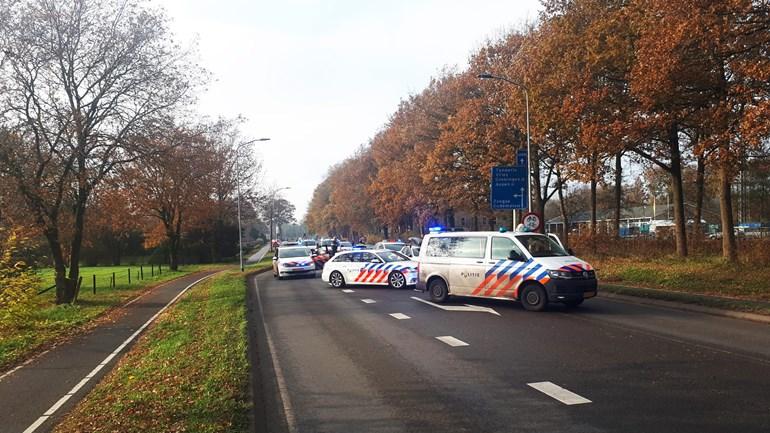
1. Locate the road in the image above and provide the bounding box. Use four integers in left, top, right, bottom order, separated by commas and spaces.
0, 271, 218, 433
248, 271, 770, 433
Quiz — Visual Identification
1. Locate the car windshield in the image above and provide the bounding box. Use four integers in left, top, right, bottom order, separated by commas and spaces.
301, 240, 316, 246
384, 243, 405, 251
515, 235, 568, 257
376, 251, 410, 262
339, 241, 352, 247
278, 248, 312, 258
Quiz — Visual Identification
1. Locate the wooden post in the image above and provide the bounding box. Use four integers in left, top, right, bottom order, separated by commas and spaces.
140, 265, 144, 280
128, 268, 131, 284
112, 272, 116, 289
93, 274, 96, 294
151, 264, 154, 277
159, 263, 162, 275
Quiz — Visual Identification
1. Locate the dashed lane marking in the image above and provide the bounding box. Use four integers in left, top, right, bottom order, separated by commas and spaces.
527, 381, 592, 405
436, 336, 469, 347
361, 299, 376, 304
341, 289, 354, 293
389, 313, 411, 320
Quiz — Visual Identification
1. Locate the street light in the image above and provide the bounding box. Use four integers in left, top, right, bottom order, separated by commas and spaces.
478, 73, 532, 225
236, 137, 270, 272
268, 186, 291, 252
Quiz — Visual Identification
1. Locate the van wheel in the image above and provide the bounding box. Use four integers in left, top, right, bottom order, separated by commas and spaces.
428, 278, 449, 303
520, 284, 548, 312
388, 271, 406, 289
330, 271, 345, 288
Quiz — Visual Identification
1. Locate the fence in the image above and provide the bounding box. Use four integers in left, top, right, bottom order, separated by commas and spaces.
38, 263, 165, 297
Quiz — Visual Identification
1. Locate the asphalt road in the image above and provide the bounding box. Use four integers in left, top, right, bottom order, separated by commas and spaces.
249, 271, 770, 433
0, 271, 218, 433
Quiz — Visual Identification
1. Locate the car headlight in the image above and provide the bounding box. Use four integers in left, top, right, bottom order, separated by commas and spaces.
547, 269, 572, 279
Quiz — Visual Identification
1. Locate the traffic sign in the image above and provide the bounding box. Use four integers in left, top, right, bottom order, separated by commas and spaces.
516, 149, 527, 166
490, 166, 527, 210
521, 212, 541, 232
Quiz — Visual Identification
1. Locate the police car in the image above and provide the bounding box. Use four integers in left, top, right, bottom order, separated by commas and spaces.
416, 230, 597, 311
321, 249, 418, 289
272, 246, 316, 279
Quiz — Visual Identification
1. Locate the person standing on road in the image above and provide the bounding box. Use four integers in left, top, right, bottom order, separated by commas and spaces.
331, 236, 339, 256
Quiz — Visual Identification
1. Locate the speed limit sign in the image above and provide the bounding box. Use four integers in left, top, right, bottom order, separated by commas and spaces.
521, 212, 541, 232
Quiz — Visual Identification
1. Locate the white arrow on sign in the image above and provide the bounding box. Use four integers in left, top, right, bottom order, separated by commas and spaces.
411, 297, 500, 316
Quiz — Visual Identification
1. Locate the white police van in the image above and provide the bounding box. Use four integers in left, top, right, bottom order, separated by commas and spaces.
416, 230, 597, 311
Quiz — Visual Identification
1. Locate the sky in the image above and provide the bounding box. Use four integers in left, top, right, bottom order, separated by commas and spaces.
155, 0, 543, 219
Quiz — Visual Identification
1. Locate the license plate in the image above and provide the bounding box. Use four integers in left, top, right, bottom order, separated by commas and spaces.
584, 291, 596, 298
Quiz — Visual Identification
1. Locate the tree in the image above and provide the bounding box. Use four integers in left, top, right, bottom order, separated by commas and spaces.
0, 0, 201, 303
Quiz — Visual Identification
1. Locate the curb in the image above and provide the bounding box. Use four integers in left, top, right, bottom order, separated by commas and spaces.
598, 291, 770, 325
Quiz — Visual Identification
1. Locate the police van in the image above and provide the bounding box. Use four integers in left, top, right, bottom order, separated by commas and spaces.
416, 230, 597, 311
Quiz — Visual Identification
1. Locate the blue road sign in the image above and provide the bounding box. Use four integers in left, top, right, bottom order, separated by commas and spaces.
491, 166, 527, 210
516, 149, 527, 166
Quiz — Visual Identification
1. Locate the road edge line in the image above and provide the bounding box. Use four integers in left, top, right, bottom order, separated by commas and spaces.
253, 274, 299, 433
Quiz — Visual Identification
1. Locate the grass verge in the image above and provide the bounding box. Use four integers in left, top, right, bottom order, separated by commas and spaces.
0, 265, 211, 371
587, 255, 770, 315
53, 267, 267, 433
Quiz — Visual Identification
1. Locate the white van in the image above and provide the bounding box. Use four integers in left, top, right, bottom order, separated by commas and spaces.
416, 231, 597, 311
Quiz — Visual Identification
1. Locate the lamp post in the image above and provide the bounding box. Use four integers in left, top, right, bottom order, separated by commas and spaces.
268, 186, 291, 252
236, 138, 270, 272
478, 73, 532, 228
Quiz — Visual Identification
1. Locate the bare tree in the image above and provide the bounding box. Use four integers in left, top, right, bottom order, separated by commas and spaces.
0, 0, 203, 303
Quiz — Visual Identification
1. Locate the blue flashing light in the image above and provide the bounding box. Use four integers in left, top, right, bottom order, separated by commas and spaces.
499, 227, 508, 233
428, 226, 444, 233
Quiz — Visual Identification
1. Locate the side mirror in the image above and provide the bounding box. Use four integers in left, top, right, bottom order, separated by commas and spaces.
272, 256, 278, 261
508, 250, 524, 261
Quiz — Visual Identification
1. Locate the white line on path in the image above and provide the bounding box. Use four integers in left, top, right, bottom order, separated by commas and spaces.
436, 336, 469, 347
389, 313, 411, 320
527, 381, 592, 405
254, 276, 299, 433
341, 289, 354, 293
22, 273, 218, 433
361, 299, 376, 304
411, 296, 500, 316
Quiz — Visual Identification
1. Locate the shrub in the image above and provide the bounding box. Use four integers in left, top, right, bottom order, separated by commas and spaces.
0, 229, 41, 328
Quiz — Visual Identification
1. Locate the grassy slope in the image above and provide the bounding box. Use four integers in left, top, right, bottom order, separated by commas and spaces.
0, 265, 208, 371
54, 267, 267, 433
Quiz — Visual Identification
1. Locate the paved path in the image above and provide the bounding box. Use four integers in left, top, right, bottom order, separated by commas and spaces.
249, 271, 770, 433
0, 271, 218, 433
247, 244, 271, 263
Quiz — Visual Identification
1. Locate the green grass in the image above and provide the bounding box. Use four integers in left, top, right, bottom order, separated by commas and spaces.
585, 255, 770, 314
54, 266, 269, 433
0, 265, 211, 371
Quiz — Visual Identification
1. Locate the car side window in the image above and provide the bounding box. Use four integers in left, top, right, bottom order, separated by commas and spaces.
425, 237, 486, 258
361, 252, 381, 263
491, 237, 524, 260
334, 253, 350, 262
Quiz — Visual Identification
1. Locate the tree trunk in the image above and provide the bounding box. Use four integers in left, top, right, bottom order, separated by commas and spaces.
667, 124, 688, 257
44, 225, 76, 305
473, 214, 479, 231
590, 165, 597, 235
719, 149, 738, 262
66, 195, 88, 301
531, 143, 545, 233
694, 154, 705, 238
168, 232, 180, 271
614, 152, 622, 239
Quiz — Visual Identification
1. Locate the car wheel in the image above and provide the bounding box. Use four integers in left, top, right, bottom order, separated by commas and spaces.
388, 271, 406, 289
428, 278, 449, 303
520, 284, 548, 312
330, 271, 345, 288
564, 298, 584, 308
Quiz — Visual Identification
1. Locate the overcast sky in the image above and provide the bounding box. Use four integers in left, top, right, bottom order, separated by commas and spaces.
155, 0, 542, 219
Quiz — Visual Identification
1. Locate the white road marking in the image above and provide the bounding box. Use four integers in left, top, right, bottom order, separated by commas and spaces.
21, 273, 218, 433
411, 296, 500, 316
436, 336, 469, 347
527, 381, 592, 405
341, 289, 354, 293
389, 313, 411, 320
255, 276, 299, 433
361, 299, 376, 304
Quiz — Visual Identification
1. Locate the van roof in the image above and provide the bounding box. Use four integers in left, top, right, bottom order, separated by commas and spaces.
424, 231, 547, 237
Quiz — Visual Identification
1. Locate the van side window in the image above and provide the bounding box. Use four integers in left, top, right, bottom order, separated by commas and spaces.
491, 237, 524, 260
426, 236, 486, 259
